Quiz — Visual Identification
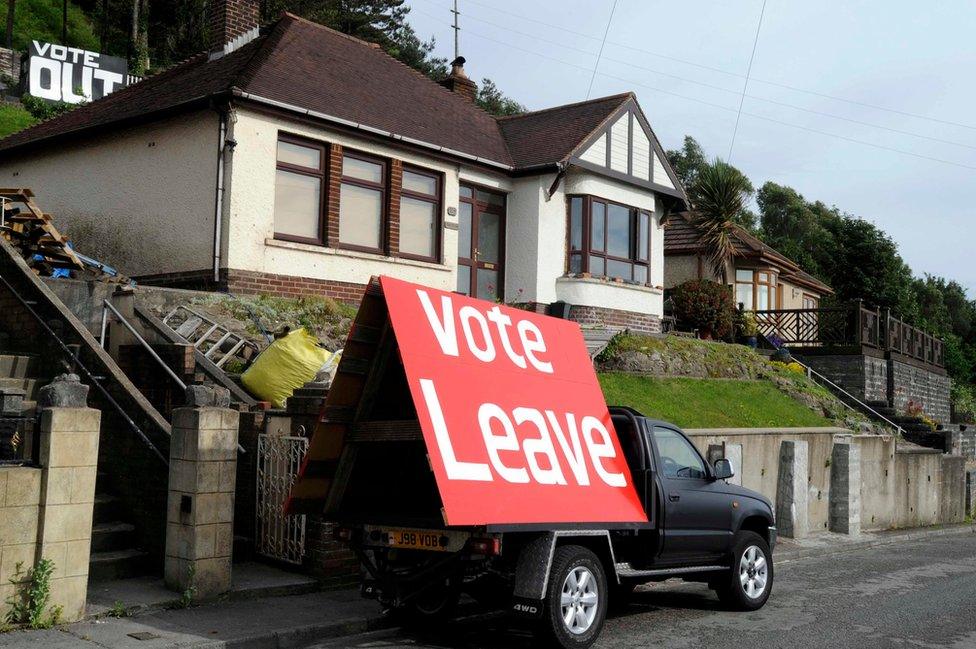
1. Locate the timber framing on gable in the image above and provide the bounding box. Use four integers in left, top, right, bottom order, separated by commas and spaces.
567, 97, 688, 209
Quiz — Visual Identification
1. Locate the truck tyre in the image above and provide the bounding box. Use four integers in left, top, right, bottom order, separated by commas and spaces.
540, 545, 608, 649
716, 531, 773, 611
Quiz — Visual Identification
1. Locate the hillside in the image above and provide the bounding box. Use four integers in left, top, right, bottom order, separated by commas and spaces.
2, 0, 99, 52
0, 103, 36, 138
595, 333, 862, 429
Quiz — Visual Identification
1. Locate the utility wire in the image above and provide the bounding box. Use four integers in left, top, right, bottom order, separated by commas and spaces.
444, 0, 976, 132
452, 25, 976, 171
412, 2, 976, 152
586, 0, 618, 100
728, 0, 767, 162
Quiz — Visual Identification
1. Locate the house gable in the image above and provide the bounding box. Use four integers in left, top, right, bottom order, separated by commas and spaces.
569, 98, 685, 203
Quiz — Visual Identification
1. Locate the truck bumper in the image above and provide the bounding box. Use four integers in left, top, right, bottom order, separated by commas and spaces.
768, 526, 777, 552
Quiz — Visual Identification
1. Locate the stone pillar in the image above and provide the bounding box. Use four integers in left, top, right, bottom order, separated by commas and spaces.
36, 374, 99, 623
724, 443, 743, 487
966, 469, 976, 519
829, 440, 861, 535
776, 440, 809, 539
165, 386, 238, 600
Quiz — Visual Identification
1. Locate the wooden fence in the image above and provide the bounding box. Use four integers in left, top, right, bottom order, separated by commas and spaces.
754, 303, 944, 368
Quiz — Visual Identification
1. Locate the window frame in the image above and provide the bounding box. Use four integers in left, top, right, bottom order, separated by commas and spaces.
273, 133, 328, 246
337, 148, 388, 255
566, 194, 652, 285
398, 165, 443, 263
735, 267, 778, 310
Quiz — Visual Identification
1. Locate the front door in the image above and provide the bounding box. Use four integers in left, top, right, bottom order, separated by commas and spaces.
457, 184, 505, 301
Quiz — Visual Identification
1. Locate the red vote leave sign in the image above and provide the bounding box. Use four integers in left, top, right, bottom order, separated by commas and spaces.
381, 276, 648, 527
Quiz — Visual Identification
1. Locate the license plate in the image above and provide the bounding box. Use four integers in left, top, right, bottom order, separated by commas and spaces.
387, 528, 448, 551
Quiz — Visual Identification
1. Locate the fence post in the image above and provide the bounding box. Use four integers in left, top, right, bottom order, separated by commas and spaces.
164, 386, 238, 601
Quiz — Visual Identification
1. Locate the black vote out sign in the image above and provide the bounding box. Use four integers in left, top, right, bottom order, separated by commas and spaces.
24, 40, 131, 104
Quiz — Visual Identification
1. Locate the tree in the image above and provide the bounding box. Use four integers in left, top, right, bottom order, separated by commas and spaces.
476, 78, 524, 116
667, 135, 757, 231
689, 159, 753, 284
5, 0, 14, 50
261, 0, 448, 78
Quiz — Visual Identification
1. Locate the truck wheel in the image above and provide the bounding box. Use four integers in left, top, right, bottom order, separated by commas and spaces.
540, 545, 607, 649
716, 531, 773, 611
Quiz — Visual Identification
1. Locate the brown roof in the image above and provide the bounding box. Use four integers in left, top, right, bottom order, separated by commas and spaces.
664, 212, 833, 295
496, 93, 631, 168
0, 14, 638, 174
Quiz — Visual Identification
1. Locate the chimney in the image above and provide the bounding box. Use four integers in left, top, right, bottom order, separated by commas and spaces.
208, 0, 260, 57
439, 56, 478, 102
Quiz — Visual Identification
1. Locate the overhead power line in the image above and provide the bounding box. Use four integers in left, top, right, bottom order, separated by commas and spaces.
446, 24, 976, 171
410, 1, 976, 153
728, 0, 768, 161
445, 0, 976, 133
586, 0, 618, 100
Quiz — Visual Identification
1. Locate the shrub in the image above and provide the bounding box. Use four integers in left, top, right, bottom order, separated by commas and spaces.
951, 384, 976, 423
671, 280, 735, 340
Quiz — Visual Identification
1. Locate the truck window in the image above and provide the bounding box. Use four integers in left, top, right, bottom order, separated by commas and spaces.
652, 428, 706, 479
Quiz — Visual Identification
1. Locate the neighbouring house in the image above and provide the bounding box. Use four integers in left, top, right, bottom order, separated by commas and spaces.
663, 211, 833, 310
0, 0, 687, 334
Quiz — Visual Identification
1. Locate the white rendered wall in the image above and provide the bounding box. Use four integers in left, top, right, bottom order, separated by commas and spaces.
0, 111, 218, 276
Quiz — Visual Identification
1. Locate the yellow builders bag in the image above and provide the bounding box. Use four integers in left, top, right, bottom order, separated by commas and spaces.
241, 328, 331, 407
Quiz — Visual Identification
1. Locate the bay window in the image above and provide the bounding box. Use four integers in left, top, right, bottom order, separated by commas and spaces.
567, 195, 651, 284
735, 268, 778, 310
273, 137, 325, 243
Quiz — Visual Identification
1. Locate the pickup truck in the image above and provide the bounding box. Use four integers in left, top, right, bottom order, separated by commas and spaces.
334, 407, 775, 648
288, 277, 776, 649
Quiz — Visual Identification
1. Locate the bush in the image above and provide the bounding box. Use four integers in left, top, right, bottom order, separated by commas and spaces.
20, 94, 77, 121
671, 280, 735, 340
951, 384, 976, 423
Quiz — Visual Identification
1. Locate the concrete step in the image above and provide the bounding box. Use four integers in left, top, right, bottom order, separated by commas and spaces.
89, 549, 152, 582
0, 355, 35, 380
90, 521, 137, 553
93, 493, 123, 526
0, 377, 37, 399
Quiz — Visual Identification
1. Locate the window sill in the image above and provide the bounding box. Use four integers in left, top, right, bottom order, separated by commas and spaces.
557, 275, 663, 295
265, 238, 451, 271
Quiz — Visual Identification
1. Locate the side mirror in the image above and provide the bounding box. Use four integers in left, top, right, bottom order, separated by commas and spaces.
713, 458, 734, 481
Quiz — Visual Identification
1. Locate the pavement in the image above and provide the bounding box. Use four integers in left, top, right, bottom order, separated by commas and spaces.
1, 524, 974, 649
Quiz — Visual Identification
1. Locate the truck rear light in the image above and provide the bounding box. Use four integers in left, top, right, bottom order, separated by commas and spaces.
466, 537, 501, 556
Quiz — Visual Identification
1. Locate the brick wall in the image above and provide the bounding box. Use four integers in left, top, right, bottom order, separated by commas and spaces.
890, 358, 951, 423
568, 304, 662, 334
135, 268, 368, 304
208, 0, 259, 50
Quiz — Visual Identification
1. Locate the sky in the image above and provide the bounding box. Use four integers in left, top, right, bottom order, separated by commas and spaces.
404, 0, 976, 295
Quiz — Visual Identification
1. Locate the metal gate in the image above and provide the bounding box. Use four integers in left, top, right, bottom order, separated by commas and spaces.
256, 434, 308, 564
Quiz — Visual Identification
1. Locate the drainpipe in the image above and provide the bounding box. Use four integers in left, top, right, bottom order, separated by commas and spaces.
212, 104, 235, 285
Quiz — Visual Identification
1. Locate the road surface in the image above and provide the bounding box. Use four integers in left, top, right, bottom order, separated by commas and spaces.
311, 531, 976, 648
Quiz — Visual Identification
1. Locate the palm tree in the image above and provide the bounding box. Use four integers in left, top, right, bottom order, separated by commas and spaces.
689, 160, 753, 285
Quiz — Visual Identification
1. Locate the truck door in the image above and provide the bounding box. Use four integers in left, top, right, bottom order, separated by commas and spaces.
649, 425, 732, 563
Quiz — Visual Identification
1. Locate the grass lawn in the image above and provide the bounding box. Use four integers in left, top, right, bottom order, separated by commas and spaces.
0, 104, 37, 138
598, 372, 832, 429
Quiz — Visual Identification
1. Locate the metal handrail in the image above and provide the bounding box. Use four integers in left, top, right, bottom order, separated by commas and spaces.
0, 274, 168, 465
101, 300, 187, 391
790, 356, 904, 436
103, 300, 246, 455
